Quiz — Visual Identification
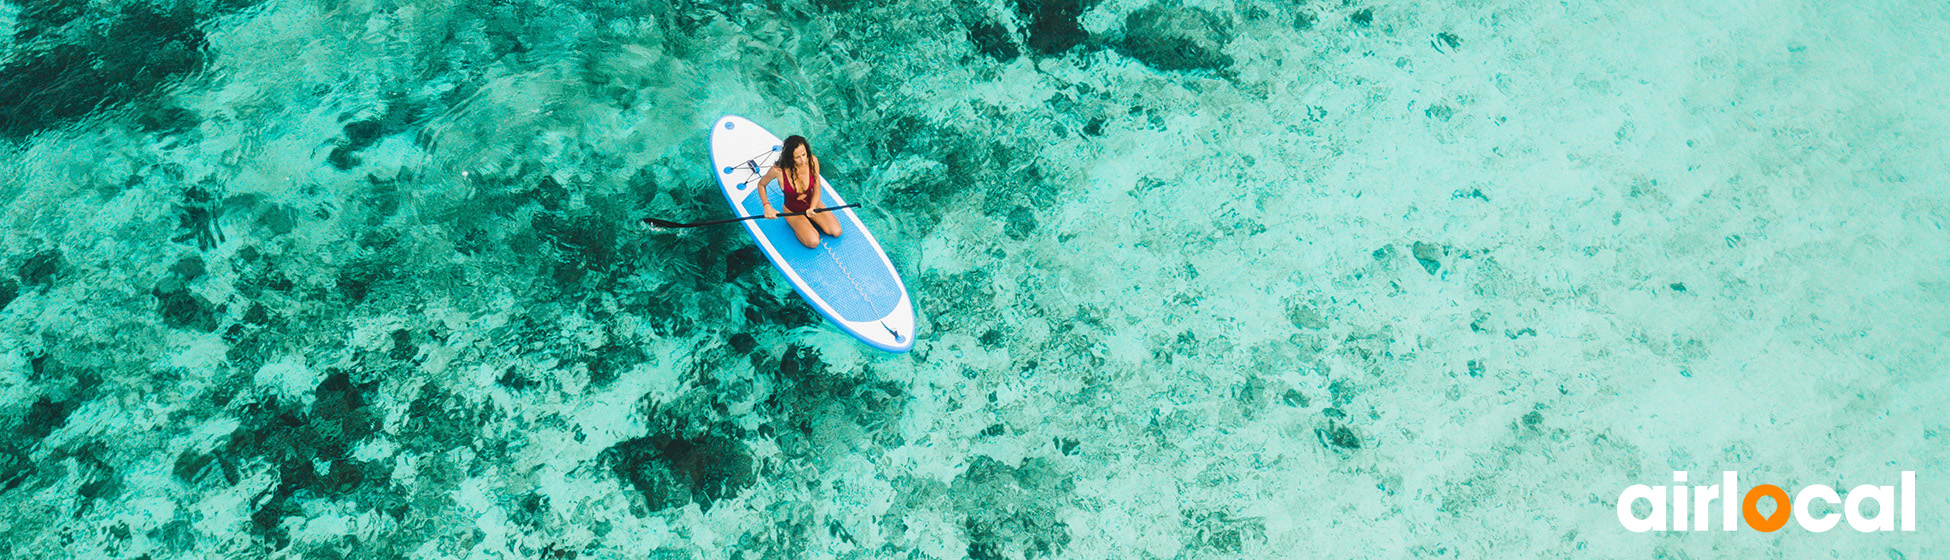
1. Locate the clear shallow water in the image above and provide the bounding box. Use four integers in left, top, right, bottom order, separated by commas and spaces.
0, 0, 1946, 557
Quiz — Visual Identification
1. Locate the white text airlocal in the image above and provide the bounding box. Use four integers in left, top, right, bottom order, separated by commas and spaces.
1617, 471, 1916, 532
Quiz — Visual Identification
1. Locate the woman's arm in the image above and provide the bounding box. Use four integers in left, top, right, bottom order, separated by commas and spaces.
755, 167, 779, 219
809, 156, 825, 209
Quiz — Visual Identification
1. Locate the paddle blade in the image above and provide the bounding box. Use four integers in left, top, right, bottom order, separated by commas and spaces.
640, 217, 686, 229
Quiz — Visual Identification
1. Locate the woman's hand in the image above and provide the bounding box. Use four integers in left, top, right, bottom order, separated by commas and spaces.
763, 204, 777, 219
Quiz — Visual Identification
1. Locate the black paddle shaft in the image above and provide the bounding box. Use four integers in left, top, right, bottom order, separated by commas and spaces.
640, 203, 860, 229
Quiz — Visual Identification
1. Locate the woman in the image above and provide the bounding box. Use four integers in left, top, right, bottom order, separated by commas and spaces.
755, 135, 842, 248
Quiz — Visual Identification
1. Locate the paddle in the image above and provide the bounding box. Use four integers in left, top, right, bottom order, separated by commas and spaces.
640, 203, 861, 229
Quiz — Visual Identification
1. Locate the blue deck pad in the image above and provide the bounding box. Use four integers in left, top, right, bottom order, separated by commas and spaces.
739, 180, 902, 323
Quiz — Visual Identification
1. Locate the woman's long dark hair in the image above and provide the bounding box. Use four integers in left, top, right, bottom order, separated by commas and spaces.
777, 135, 817, 193
778, 135, 813, 173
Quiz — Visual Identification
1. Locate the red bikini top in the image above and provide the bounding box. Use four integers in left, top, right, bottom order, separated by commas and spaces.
781, 168, 816, 199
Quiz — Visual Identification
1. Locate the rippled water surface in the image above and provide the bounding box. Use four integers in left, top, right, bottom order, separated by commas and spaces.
1, 0, 1946, 557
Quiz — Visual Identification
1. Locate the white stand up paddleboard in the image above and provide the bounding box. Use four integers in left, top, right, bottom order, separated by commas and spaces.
709, 115, 915, 353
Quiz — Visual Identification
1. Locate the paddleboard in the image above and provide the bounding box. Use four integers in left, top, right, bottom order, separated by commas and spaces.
709, 115, 915, 353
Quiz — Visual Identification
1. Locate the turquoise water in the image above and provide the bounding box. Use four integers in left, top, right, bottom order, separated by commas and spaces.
1, 0, 1947, 557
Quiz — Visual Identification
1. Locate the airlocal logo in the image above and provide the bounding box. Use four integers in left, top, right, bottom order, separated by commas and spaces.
1617, 471, 1916, 532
